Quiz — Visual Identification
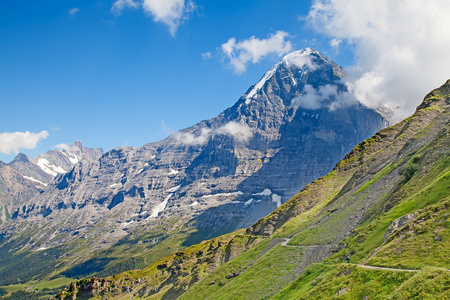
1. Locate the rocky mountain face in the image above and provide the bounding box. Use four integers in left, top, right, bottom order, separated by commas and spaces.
0, 141, 103, 223
55, 80, 450, 300
0, 162, 41, 223
0, 49, 388, 286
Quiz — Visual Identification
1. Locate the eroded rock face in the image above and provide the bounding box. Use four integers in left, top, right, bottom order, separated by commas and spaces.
0, 49, 389, 279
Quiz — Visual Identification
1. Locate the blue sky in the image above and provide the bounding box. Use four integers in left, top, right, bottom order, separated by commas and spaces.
1, 0, 449, 162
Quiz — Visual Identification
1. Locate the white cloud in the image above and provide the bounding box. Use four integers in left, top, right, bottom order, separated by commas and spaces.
55, 143, 70, 150
173, 122, 253, 145
307, 0, 450, 119
110, 0, 195, 35
221, 31, 293, 74
284, 51, 317, 70
0, 131, 49, 155
111, 0, 139, 16
68, 8, 80, 15
172, 127, 212, 145
142, 0, 195, 36
202, 52, 212, 60
330, 38, 342, 51
293, 84, 357, 111
293, 84, 325, 110
215, 122, 254, 143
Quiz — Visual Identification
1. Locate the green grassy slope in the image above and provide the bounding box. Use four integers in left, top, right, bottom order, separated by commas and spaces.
47, 80, 450, 299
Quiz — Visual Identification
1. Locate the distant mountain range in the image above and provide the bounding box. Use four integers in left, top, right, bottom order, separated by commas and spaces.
0, 141, 103, 222
0, 48, 389, 289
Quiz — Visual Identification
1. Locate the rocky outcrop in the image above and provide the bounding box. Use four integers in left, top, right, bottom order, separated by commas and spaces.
383, 212, 419, 242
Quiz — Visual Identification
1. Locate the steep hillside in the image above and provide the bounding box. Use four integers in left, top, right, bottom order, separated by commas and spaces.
49, 80, 449, 300
0, 48, 388, 288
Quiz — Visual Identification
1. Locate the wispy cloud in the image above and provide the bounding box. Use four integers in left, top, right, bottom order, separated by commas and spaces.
307, 0, 450, 119
292, 84, 357, 111
329, 38, 342, 53
160, 121, 174, 135
111, 0, 139, 16
0, 131, 49, 155
202, 52, 212, 60
68, 8, 80, 15
173, 122, 253, 145
142, 0, 195, 36
221, 31, 293, 74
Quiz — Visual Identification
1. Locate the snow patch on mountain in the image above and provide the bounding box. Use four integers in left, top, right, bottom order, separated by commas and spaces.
244, 198, 254, 206
168, 169, 179, 175
253, 188, 272, 196
61, 150, 80, 165
246, 63, 281, 103
201, 191, 244, 199
121, 220, 135, 227
23, 176, 47, 187
167, 185, 181, 192
37, 158, 66, 177
148, 194, 173, 219
272, 194, 282, 207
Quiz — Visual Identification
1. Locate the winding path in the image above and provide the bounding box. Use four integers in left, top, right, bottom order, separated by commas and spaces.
279, 237, 450, 273
356, 264, 419, 272
280, 238, 336, 248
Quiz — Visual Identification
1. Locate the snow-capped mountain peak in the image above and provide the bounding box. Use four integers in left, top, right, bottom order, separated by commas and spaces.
243, 48, 344, 107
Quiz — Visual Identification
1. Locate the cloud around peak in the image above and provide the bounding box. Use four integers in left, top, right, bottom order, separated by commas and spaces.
307, 0, 450, 119
172, 122, 253, 146
292, 84, 358, 111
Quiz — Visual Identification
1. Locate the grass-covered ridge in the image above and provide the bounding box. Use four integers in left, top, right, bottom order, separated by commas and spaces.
49, 80, 450, 299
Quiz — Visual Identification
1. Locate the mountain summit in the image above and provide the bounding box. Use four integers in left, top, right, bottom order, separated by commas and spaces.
0, 49, 388, 285
244, 48, 343, 104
